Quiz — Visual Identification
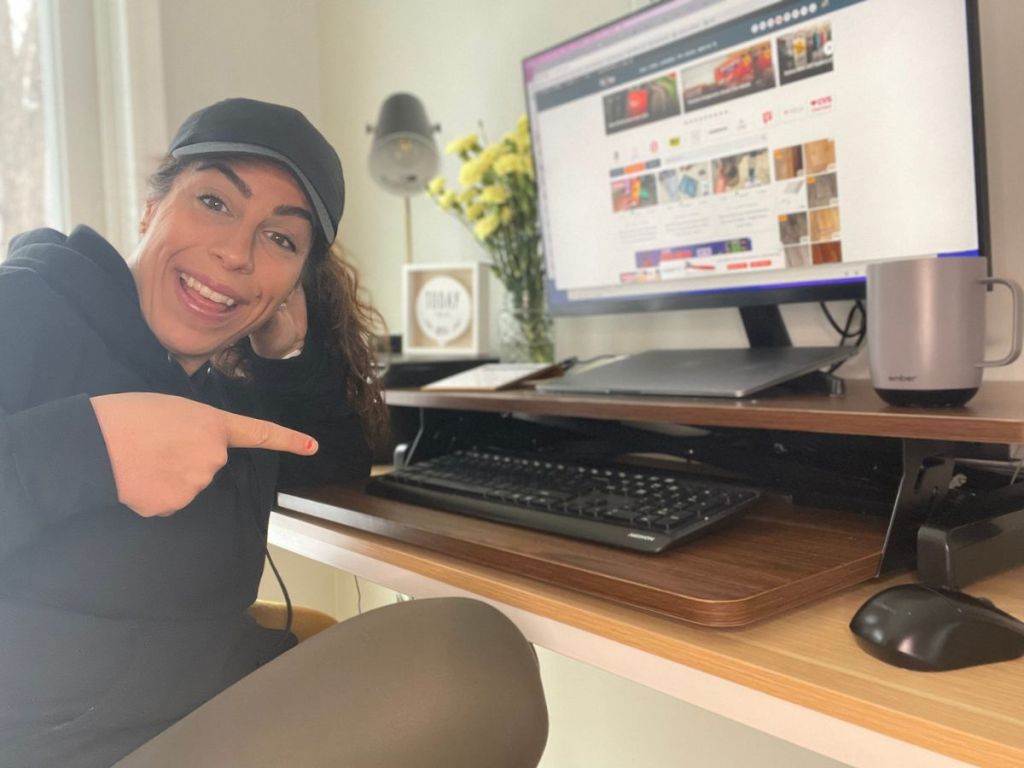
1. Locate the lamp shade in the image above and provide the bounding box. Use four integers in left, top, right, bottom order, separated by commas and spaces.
368, 93, 439, 195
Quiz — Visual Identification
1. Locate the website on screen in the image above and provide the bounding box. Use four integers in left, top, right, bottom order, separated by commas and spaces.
526, 0, 979, 304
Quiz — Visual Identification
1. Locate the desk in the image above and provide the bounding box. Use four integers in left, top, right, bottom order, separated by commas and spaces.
268, 509, 1024, 767
272, 380, 1024, 766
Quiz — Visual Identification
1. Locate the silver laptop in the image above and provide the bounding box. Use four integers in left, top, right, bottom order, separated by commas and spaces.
537, 347, 857, 399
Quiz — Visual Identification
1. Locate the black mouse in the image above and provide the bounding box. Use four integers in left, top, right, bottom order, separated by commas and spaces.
849, 583, 1024, 671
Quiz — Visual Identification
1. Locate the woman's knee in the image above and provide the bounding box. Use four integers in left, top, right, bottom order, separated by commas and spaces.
329, 597, 548, 767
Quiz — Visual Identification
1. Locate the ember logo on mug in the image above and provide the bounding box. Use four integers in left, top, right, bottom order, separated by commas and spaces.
866, 256, 1022, 407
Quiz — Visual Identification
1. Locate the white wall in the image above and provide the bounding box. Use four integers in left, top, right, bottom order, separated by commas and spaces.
158, 0, 324, 147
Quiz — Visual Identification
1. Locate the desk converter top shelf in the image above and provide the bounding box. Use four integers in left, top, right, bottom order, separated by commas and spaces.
384, 378, 1024, 444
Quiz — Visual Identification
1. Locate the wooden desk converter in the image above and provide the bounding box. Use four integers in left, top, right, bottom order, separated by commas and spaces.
280, 381, 1024, 627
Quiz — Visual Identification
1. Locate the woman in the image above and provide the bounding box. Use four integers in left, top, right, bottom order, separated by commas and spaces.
0, 99, 546, 767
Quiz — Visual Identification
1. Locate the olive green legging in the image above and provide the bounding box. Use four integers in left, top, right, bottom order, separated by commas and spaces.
116, 598, 548, 768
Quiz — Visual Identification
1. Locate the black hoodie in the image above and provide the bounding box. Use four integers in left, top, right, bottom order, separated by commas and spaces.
0, 226, 370, 766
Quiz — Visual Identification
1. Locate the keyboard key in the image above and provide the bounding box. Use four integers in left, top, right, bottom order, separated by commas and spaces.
604, 506, 637, 522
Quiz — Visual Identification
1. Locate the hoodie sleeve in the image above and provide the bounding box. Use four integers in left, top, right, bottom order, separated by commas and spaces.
0, 259, 121, 561
245, 337, 372, 489
0, 397, 120, 561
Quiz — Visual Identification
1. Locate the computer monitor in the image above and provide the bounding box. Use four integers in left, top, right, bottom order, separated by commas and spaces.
523, 0, 988, 396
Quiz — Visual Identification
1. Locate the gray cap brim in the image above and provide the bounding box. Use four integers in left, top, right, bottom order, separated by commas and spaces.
171, 141, 336, 244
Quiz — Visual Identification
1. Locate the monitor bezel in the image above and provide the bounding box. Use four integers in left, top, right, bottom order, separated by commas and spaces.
522, 0, 990, 319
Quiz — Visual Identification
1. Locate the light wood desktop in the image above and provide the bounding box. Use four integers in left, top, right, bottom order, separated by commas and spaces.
270, 380, 1024, 767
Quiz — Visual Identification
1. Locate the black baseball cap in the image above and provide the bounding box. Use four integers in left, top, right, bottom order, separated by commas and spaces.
168, 98, 344, 244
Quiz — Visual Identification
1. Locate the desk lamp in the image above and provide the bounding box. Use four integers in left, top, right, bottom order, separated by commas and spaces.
367, 93, 440, 264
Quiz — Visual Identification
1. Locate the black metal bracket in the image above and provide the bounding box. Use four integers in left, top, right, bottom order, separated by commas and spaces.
878, 438, 1024, 583
877, 439, 956, 574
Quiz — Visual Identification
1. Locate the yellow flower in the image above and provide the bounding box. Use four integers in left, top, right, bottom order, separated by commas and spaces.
481, 184, 509, 204
444, 133, 479, 155
473, 213, 500, 241
458, 158, 485, 187
426, 176, 445, 196
516, 114, 529, 135
504, 130, 530, 153
428, 119, 537, 268
479, 143, 504, 166
468, 143, 504, 181
494, 154, 525, 176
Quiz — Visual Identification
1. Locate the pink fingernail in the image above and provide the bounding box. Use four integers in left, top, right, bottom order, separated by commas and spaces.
306, 438, 317, 452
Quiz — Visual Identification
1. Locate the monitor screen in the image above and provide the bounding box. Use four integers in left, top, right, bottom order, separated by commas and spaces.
523, 0, 987, 317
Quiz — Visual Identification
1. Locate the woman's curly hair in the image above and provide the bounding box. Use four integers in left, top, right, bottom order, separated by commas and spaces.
146, 154, 388, 447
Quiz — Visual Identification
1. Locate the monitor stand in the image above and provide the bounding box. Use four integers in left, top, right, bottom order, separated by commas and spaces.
538, 305, 856, 399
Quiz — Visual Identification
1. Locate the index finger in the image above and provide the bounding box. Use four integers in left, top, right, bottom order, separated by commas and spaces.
223, 412, 319, 456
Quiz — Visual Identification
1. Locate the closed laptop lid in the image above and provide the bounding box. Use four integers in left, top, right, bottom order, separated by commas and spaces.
537, 347, 856, 398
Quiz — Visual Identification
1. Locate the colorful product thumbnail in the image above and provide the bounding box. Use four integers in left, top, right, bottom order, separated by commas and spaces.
712, 148, 770, 193
603, 73, 682, 135
804, 138, 836, 174
681, 40, 776, 112
777, 22, 834, 85
807, 173, 839, 208
634, 237, 752, 268
778, 211, 809, 245
657, 162, 710, 201
611, 174, 658, 212
774, 145, 804, 180
620, 268, 661, 283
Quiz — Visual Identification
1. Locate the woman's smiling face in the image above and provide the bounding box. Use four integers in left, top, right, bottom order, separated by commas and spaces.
132, 158, 315, 374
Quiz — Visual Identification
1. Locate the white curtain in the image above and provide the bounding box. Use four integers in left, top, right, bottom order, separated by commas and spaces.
92, 0, 167, 256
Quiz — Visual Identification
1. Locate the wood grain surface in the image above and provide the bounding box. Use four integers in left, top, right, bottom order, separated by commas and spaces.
278, 487, 887, 627
384, 379, 1024, 444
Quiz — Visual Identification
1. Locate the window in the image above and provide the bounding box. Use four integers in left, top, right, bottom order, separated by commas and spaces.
1, 0, 62, 255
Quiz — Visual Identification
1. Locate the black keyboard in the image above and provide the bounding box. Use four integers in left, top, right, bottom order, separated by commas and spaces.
366, 448, 761, 553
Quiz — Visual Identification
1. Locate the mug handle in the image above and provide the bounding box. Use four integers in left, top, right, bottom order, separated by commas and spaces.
978, 277, 1024, 367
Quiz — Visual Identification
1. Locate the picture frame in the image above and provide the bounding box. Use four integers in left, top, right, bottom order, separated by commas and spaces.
402, 262, 488, 356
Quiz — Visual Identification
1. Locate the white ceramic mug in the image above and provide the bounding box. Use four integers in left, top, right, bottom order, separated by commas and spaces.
866, 256, 1022, 407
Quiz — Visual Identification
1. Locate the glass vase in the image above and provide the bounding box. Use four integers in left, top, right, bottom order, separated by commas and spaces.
499, 291, 554, 363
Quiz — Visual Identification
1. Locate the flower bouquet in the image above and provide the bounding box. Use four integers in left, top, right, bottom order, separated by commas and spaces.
426, 116, 553, 363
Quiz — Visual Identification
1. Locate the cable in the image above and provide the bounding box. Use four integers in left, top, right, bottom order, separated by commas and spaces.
354, 575, 363, 614
243, 506, 294, 648
820, 301, 852, 337
847, 301, 866, 341
823, 300, 867, 374
263, 545, 293, 648
820, 300, 866, 341
238, 449, 294, 647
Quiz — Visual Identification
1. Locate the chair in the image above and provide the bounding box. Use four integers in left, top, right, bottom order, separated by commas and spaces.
247, 599, 337, 642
